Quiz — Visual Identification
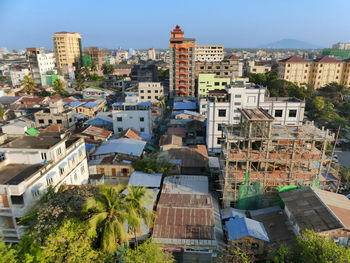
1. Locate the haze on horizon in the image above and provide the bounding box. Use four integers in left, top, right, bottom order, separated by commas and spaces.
0, 0, 349, 50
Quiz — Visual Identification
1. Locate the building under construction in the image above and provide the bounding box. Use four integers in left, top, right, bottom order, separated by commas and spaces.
220, 108, 337, 209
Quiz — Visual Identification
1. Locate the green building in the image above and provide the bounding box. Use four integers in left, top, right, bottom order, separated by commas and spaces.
41, 72, 60, 86
322, 49, 350, 59
198, 73, 230, 97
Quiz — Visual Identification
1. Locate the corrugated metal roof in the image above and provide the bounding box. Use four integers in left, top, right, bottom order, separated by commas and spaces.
93, 138, 146, 157
172, 110, 201, 117
221, 208, 246, 220
128, 171, 162, 188
81, 101, 99, 109
69, 100, 84, 108
225, 217, 270, 242
173, 101, 196, 110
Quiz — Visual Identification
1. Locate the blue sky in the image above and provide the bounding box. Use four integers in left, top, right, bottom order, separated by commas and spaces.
0, 0, 350, 50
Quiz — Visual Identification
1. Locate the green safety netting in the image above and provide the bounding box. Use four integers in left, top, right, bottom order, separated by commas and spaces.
236, 172, 264, 210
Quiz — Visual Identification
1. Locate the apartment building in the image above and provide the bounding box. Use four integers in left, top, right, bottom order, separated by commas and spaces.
52, 32, 82, 72
278, 56, 350, 89
206, 85, 305, 153
138, 82, 164, 103
34, 100, 77, 130
0, 133, 89, 242
76, 100, 106, 119
169, 25, 196, 97
26, 48, 55, 85
198, 73, 230, 97
195, 56, 243, 79
195, 45, 224, 62
148, 48, 156, 60
112, 101, 152, 135
247, 61, 271, 74
332, 42, 350, 50
10, 67, 30, 87
131, 64, 158, 82
83, 47, 107, 68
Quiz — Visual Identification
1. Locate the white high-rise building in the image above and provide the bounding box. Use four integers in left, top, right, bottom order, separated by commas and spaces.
0, 133, 89, 242
26, 48, 56, 85
148, 48, 156, 60
195, 45, 224, 62
206, 84, 305, 153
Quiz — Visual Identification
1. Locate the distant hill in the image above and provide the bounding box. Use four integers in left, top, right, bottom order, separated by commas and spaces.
257, 39, 322, 49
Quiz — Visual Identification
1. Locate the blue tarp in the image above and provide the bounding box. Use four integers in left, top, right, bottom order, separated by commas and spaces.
85, 143, 97, 152
225, 217, 270, 242
69, 100, 83, 108
140, 133, 153, 141
173, 101, 196, 111
113, 102, 123, 106
221, 208, 246, 220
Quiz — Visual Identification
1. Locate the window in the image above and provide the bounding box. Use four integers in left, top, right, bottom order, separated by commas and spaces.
41, 152, 47, 160
233, 117, 240, 120
222, 82, 227, 86
140, 128, 145, 132
218, 124, 223, 131
141, 96, 144, 99
155, 90, 158, 93
118, 128, 122, 132
59, 167, 64, 176
140, 90, 144, 93
48, 120, 52, 124
69, 118, 72, 122
216, 66, 220, 69
74, 173, 77, 182
289, 110, 297, 117
56, 119, 62, 124
200, 66, 204, 69
234, 109, 240, 113
80, 164, 85, 174
38, 119, 44, 124
214, 82, 220, 86
117, 117, 122, 122
234, 102, 241, 106
217, 137, 224, 145
274, 110, 283, 117
32, 190, 40, 198
47, 177, 53, 185
155, 96, 158, 99
57, 147, 62, 156
147, 90, 151, 93
202, 105, 206, 109
208, 66, 212, 69
148, 96, 151, 99
218, 109, 226, 117
235, 94, 242, 98
140, 117, 144, 122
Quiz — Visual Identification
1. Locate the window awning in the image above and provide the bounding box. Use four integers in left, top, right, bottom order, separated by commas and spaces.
31, 183, 43, 192
59, 162, 67, 169
46, 171, 56, 180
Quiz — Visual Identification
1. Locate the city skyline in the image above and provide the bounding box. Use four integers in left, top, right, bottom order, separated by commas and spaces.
1, 0, 350, 50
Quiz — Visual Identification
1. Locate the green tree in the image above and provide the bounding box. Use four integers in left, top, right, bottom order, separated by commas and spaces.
41, 219, 102, 263
311, 96, 326, 115
247, 72, 267, 86
83, 184, 132, 254
124, 186, 153, 247
102, 63, 115, 75
158, 69, 169, 81
53, 79, 69, 96
123, 239, 174, 263
272, 229, 350, 263
217, 247, 252, 263
90, 61, 98, 72
132, 154, 172, 175
0, 238, 17, 263
20, 75, 36, 93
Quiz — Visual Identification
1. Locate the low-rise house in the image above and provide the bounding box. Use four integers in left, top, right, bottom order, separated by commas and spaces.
173, 100, 197, 112
280, 187, 350, 247
159, 134, 182, 151
224, 217, 270, 256
172, 110, 203, 120
77, 100, 105, 118
153, 175, 223, 262
0, 133, 89, 242
82, 87, 114, 100
138, 82, 164, 103
83, 112, 113, 131
2, 118, 35, 137
80, 125, 112, 141
34, 99, 77, 130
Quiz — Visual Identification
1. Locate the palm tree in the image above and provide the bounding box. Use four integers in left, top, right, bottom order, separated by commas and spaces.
90, 61, 98, 72
20, 75, 36, 94
83, 185, 133, 254
124, 185, 154, 248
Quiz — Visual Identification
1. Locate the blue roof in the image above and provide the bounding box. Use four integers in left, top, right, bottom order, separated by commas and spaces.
140, 133, 152, 141
76, 114, 86, 120
169, 159, 182, 164
172, 110, 201, 117
128, 171, 162, 188
173, 101, 196, 110
93, 138, 146, 157
81, 101, 99, 109
138, 101, 152, 107
85, 143, 97, 152
225, 217, 270, 242
113, 102, 123, 106
69, 100, 83, 108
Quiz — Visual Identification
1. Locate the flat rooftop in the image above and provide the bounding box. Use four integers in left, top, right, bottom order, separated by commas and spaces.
0, 163, 43, 185
1, 133, 64, 149
264, 97, 303, 103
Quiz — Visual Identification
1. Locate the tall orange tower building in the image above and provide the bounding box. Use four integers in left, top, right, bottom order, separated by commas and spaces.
169, 25, 196, 97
